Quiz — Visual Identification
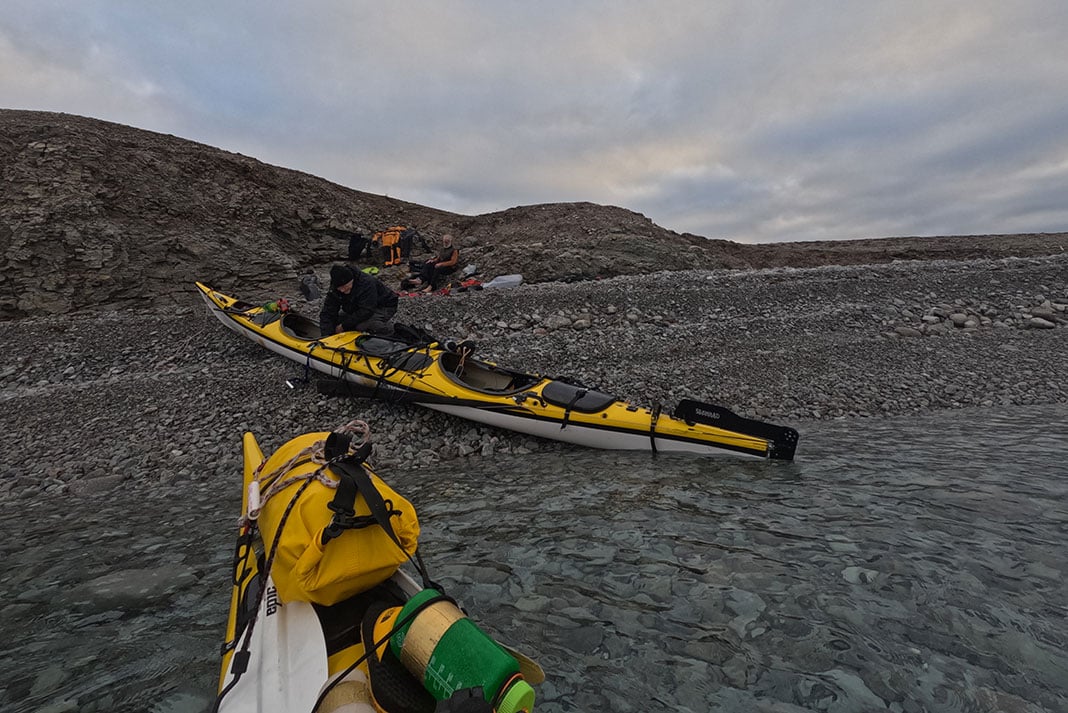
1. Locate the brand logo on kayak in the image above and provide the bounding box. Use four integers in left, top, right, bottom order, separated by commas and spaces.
266, 586, 279, 616
694, 407, 721, 420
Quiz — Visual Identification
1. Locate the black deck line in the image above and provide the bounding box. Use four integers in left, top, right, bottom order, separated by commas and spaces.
209, 300, 771, 459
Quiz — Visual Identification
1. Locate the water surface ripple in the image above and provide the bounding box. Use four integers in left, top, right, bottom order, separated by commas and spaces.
2, 405, 1065, 712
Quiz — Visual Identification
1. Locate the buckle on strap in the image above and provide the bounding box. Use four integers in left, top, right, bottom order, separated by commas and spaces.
322, 510, 378, 543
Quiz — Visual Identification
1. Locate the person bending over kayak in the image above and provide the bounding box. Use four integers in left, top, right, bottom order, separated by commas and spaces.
320, 264, 398, 336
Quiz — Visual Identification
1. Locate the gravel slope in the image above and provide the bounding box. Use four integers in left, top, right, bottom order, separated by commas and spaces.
1, 254, 1065, 501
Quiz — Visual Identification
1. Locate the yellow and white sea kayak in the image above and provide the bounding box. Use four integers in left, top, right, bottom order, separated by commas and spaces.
214, 425, 543, 713
196, 282, 799, 460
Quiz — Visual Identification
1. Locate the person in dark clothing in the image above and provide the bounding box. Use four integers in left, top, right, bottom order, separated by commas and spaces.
298, 269, 320, 301
347, 231, 373, 262
410, 234, 460, 293
398, 227, 431, 260
319, 265, 398, 336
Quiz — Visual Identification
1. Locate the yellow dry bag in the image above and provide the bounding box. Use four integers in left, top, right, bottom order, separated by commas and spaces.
254, 431, 419, 606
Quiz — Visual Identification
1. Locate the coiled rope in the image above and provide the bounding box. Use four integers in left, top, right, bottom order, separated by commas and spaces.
240, 418, 371, 525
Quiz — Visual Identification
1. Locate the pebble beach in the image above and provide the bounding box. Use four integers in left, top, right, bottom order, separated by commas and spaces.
1, 253, 1066, 501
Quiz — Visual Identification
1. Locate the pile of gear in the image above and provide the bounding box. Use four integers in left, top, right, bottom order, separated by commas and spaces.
296, 226, 522, 342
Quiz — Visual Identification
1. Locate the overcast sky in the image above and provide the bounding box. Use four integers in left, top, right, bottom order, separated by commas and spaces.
3, 2, 1067, 243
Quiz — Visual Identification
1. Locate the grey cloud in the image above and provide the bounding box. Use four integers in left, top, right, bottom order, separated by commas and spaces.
2, 1, 1067, 242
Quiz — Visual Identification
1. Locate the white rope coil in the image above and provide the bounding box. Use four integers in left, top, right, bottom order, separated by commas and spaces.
240, 419, 371, 525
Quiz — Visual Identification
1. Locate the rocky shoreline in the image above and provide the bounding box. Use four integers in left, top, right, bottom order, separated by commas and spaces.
1, 253, 1066, 501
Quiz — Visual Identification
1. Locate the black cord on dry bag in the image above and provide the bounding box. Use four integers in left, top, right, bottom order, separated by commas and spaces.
323, 431, 440, 591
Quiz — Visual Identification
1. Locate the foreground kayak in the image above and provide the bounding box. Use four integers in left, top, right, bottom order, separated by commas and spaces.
196, 282, 798, 460
215, 422, 543, 713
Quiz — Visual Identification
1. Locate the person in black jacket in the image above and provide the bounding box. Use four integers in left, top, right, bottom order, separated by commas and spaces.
319, 265, 398, 336
347, 230, 373, 262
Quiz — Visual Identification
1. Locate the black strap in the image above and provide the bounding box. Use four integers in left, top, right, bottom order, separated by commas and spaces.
321, 435, 377, 545
325, 458, 405, 552
335, 458, 439, 591
322, 475, 383, 544
649, 404, 662, 456
560, 387, 587, 430
213, 477, 316, 712
298, 342, 319, 385
324, 446, 439, 591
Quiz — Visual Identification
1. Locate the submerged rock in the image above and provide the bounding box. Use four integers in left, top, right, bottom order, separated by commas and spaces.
79, 566, 199, 610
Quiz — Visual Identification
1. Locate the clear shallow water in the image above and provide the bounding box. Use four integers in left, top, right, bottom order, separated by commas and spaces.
2, 405, 1066, 713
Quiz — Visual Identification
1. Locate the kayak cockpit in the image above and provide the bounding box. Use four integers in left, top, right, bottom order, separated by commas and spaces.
439, 352, 541, 394
280, 312, 323, 340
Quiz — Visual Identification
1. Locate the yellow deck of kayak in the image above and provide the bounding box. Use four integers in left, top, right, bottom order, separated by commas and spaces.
197, 282, 793, 459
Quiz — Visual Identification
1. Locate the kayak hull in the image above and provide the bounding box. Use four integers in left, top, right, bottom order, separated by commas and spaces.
217, 432, 391, 713
196, 282, 798, 460
215, 430, 543, 713
424, 402, 742, 455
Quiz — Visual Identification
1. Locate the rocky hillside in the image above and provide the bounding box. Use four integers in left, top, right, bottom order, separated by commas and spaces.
1, 109, 1065, 318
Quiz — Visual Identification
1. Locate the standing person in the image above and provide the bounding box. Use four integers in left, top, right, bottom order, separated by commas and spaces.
319, 265, 398, 336
415, 234, 460, 293
347, 230, 373, 262
298, 269, 321, 301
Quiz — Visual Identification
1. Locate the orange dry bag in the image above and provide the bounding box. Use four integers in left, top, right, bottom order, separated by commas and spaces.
373, 226, 406, 266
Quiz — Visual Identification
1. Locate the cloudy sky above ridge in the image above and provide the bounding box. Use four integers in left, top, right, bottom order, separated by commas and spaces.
2, 1, 1067, 243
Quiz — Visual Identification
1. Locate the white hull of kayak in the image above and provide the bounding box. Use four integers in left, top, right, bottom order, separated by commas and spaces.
202, 291, 762, 459
423, 403, 764, 458
218, 570, 424, 713
203, 295, 381, 386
